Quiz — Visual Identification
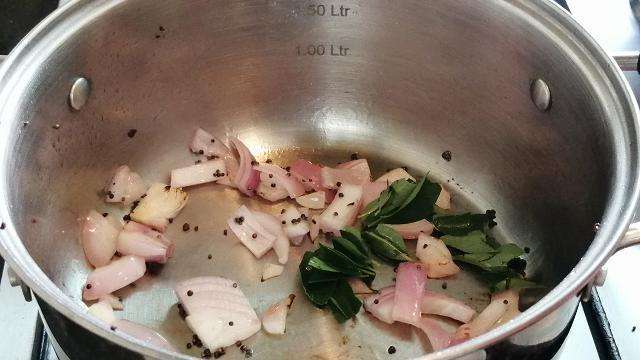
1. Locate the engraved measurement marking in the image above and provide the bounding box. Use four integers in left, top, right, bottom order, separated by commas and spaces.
296, 44, 350, 56
305, 4, 351, 17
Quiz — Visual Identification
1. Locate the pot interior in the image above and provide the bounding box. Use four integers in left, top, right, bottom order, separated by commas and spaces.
0, 0, 625, 358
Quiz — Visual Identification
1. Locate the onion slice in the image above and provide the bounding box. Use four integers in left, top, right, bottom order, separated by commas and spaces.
436, 187, 451, 210
392, 262, 427, 325
455, 296, 509, 340
309, 214, 321, 242
375, 168, 415, 184
189, 128, 233, 158
336, 159, 371, 179
295, 191, 326, 209
386, 220, 434, 240
361, 181, 388, 208
116, 221, 174, 263
227, 205, 277, 258
363, 286, 396, 324
104, 165, 147, 205
130, 183, 188, 231
230, 138, 260, 196
113, 319, 176, 352
416, 233, 460, 278
290, 159, 324, 191
81, 210, 121, 268
320, 166, 370, 189
491, 290, 521, 328
254, 163, 305, 198
421, 290, 476, 323
83, 255, 146, 300
348, 278, 374, 294
252, 211, 289, 264
280, 205, 310, 244
318, 184, 363, 235
99, 294, 124, 310
88, 301, 117, 324
170, 160, 226, 188
417, 316, 454, 351
256, 177, 289, 202
261, 263, 284, 281
175, 277, 261, 350
261, 294, 295, 335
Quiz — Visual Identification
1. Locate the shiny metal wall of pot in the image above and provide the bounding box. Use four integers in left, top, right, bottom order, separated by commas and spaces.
0, 0, 639, 359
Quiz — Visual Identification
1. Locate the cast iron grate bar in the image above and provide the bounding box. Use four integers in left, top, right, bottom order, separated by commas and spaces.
583, 288, 622, 360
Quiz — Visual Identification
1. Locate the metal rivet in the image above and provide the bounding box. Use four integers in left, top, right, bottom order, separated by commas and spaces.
69, 77, 90, 111
530, 78, 551, 112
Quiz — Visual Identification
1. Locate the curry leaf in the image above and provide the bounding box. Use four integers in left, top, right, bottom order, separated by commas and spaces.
363, 226, 411, 263
326, 279, 363, 323
340, 227, 371, 257
491, 277, 543, 293
432, 210, 497, 236
442, 230, 497, 254
384, 178, 441, 224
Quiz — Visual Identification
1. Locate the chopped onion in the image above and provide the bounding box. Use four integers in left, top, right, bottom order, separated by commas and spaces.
336, 159, 371, 179
261, 263, 284, 281
88, 301, 116, 324
421, 290, 476, 323
455, 296, 509, 340
348, 278, 373, 294
104, 165, 147, 205
417, 316, 454, 351
254, 163, 305, 198
116, 221, 174, 263
375, 168, 415, 184
491, 290, 521, 328
290, 159, 324, 192
81, 210, 121, 268
320, 166, 370, 189
436, 187, 451, 210
230, 138, 260, 196
175, 277, 261, 349
416, 233, 460, 278
252, 211, 289, 264
170, 160, 226, 188
112, 319, 176, 352
99, 294, 124, 311
392, 262, 427, 325
227, 205, 276, 258
189, 128, 233, 157
256, 176, 289, 202
130, 183, 188, 231
295, 191, 326, 209
219, 156, 239, 187
363, 286, 396, 324
83, 255, 146, 300
309, 214, 320, 242
387, 220, 434, 240
279, 205, 310, 244
318, 184, 363, 235
361, 181, 388, 208
261, 294, 295, 335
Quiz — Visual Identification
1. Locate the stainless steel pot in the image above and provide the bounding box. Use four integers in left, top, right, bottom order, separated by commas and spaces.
1, 0, 640, 359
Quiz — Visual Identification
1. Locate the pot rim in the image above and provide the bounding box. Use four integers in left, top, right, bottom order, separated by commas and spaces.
0, 1, 638, 359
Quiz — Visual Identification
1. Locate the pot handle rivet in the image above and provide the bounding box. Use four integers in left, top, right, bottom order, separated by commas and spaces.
530, 78, 552, 112
69, 77, 90, 111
